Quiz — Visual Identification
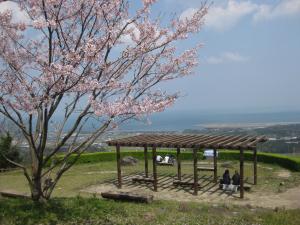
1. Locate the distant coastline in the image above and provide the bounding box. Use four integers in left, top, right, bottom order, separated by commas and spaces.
196, 122, 300, 129
120, 111, 300, 131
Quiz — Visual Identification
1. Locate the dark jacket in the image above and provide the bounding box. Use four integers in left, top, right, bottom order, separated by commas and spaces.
232, 173, 240, 185
222, 173, 231, 185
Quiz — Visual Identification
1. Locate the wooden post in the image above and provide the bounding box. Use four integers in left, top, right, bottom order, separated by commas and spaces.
144, 146, 148, 178
152, 146, 158, 192
240, 149, 244, 198
193, 148, 198, 195
254, 148, 257, 185
116, 144, 122, 189
213, 149, 217, 183
177, 147, 181, 181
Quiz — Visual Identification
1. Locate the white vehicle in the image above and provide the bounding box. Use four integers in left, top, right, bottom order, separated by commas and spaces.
203, 149, 218, 158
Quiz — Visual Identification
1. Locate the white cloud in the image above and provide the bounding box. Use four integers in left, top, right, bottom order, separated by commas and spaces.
179, 8, 198, 21
118, 20, 143, 46
206, 52, 249, 64
254, 0, 300, 22
205, 1, 257, 31
180, 0, 300, 31
0, 1, 30, 23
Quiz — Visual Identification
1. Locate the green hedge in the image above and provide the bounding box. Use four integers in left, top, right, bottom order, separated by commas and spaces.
219, 151, 300, 171
48, 150, 300, 171
48, 150, 204, 166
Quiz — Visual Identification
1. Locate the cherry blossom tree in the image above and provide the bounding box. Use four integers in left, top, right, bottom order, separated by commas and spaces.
0, 0, 208, 201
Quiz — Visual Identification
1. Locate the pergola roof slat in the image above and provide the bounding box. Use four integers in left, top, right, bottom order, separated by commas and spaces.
246, 136, 267, 149
107, 134, 268, 150
203, 135, 236, 148
158, 134, 193, 147
231, 136, 257, 149
222, 136, 251, 149
212, 135, 244, 148
187, 135, 225, 148
177, 135, 211, 148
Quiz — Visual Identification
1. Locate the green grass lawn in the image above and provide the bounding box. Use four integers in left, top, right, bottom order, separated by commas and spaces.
1, 196, 300, 225
1, 159, 300, 224
1, 159, 300, 197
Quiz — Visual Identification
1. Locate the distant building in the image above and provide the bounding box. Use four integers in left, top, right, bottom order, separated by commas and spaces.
268, 138, 277, 141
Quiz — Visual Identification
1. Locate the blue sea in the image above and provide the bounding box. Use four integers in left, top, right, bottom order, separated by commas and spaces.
120, 111, 300, 131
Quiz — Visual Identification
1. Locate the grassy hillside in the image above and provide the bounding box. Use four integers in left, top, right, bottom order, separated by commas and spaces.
1, 155, 300, 225
1, 197, 300, 225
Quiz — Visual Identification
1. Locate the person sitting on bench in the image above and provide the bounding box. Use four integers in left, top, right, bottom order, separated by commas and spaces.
162, 155, 170, 163
157, 155, 176, 165
232, 170, 240, 185
220, 169, 231, 190
231, 170, 240, 192
156, 155, 163, 162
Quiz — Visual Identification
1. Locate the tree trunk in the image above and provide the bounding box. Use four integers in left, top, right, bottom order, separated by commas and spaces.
31, 174, 43, 202
31, 153, 44, 202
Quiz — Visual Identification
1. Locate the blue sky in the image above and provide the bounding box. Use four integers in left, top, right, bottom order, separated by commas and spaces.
149, 0, 300, 114
1, 0, 299, 116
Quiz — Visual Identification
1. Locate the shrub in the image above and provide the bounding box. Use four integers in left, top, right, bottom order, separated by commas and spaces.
48, 150, 204, 167
219, 150, 300, 171
0, 132, 22, 169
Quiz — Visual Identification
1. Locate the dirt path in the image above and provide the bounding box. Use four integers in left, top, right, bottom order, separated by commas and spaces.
82, 172, 300, 209
243, 186, 300, 209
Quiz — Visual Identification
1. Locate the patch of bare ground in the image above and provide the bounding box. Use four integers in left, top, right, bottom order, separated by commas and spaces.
245, 186, 300, 209
81, 173, 300, 209
275, 170, 291, 178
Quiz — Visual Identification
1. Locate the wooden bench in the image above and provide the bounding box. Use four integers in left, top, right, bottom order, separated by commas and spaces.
218, 184, 251, 192
0, 191, 30, 199
197, 167, 215, 171
157, 162, 174, 166
101, 191, 153, 203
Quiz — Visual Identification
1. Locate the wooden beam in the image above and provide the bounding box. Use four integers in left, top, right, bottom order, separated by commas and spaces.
101, 192, 153, 203
213, 149, 218, 183
177, 147, 181, 181
172, 135, 206, 148
232, 137, 257, 149
144, 146, 148, 178
107, 134, 268, 150
184, 135, 214, 148
222, 136, 250, 149
213, 135, 243, 148
152, 146, 158, 192
254, 148, 257, 185
247, 136, 267, 149
193, 148, 198, 195
240, 149, 244, 198
197, 167, 214, 171
116, 144, 122, 189
157, 135, 185, 147
0, 191, 30, 199
157, 162, 174, 166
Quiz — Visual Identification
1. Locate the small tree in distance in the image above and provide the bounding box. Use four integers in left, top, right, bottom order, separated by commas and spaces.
0, 0, 208, 201
0, 132, 22, 169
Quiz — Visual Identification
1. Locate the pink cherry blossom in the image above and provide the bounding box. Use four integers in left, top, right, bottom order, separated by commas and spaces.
0, 0, 208, 200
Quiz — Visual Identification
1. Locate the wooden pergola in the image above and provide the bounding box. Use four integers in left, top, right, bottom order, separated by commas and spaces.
106, 134, 268, 198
